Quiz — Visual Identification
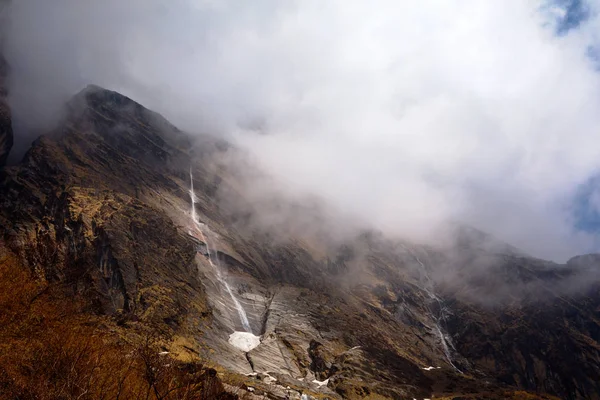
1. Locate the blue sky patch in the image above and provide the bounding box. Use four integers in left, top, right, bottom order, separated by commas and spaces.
550, 0, 591, 34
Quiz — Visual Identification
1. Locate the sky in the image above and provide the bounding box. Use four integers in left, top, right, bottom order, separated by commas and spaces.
3, 0, 600, 262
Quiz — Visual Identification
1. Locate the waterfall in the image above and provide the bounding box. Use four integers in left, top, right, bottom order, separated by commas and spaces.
188, 168, 252, 333
402, 245, 461, 372
203, 232, 252, 333
189, 167, 198, 224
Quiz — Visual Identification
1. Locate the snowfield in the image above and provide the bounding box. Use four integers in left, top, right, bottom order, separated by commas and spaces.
228, 331, 261, 352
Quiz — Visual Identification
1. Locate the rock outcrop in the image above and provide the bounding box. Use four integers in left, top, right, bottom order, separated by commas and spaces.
0, 85, 209, 333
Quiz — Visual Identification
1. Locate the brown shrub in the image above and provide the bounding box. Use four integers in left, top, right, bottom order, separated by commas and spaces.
0, 251, 235, 400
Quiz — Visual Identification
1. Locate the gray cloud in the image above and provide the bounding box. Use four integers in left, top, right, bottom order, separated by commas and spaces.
4, 0, 600, 261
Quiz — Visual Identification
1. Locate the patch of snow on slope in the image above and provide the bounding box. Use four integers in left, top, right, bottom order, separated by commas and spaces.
228, 331, 261, 352
313, 378, 329, 387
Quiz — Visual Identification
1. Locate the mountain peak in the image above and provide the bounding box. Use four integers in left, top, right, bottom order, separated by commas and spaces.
567, 253, 600, 269
67, 84, 145, 118
76, 84, 137, 107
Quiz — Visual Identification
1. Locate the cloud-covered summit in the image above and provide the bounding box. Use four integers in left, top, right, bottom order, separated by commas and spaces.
4, 0, 600, 261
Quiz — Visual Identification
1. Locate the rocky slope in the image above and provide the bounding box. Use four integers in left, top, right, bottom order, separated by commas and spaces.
1, 85, 599, 399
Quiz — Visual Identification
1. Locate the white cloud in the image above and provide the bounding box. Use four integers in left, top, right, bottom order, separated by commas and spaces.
5, 0, 600, 261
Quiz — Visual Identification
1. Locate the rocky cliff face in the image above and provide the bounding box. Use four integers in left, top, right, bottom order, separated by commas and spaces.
1, 85, 600, 399
0, 52, 12, 166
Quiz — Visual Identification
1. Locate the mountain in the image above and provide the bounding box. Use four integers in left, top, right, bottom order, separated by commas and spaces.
1, 85, 600, 399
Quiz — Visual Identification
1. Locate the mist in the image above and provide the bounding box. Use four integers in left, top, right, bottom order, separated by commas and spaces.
4, 0, 600, 261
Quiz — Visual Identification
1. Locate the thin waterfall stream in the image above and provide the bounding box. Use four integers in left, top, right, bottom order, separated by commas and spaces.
188, 168, 252, 333
402, 244, 461, 372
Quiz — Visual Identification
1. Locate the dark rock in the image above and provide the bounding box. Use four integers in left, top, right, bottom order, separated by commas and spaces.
308, 340, 335, 380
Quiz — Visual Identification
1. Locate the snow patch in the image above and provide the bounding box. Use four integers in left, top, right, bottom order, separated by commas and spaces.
228, 331, 261, 352
263, 374, 277, 384
312, 378, 329, 387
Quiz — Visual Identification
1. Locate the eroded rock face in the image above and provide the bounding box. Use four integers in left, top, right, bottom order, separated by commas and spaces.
444, 257, 600, 399
0, 52, 12, 166
308, 340, 335, 380
0, 86, 209, 332
2, 85, 600, 399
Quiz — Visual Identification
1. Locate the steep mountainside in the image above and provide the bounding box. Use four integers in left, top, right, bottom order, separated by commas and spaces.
1, 85, 600, 399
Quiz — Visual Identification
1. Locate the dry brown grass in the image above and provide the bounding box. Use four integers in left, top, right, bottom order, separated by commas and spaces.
0, 251, 236, 400
506, 391, 563, 400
